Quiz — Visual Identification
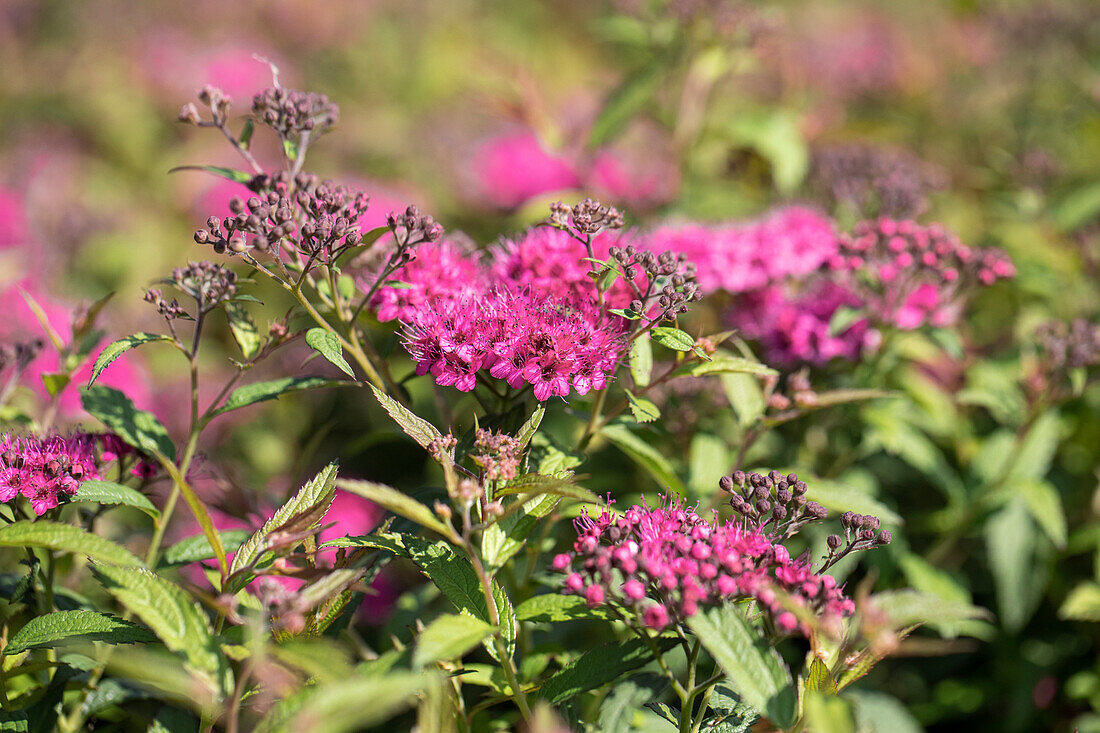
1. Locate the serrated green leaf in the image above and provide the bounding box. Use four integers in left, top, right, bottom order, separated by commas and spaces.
1012, 478, 1067, 548
686, 604, 796, 728
1006, 410, 1061, 482
0, 520, 142, 566
224, 302, 261, 359
481, 493, 559, 571
541, 637, 676, 705
93, 564, 229, 690
73, 480, 159, 520
305, 328, 354, 378
211, 376, 343, 416
598, 675, 663, 733
227, 462, 338, 592
494, 473, 596, 502
650, 326, 695, 352
514, 594, 613, 623
803, 691, 854, 733
626, 390, 660, 423
601, 424, 685, 494
806, 657, 838, 694
672, 357, 777, 379
412, 613, 493, 668
516, 404, 545, 452
41, 372, 71, 397
336, 478, 453, 538
81, 385, 174, 459
369, 383, 444, 451
630, 334, 653, 388
255, 671, 423, 733
4, 609, 156, 655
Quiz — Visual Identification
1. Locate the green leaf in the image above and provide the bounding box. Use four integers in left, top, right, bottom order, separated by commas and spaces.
90, 335, 173, 386
871, 589, 991, 628
802, 691, 854, 733
588, 61, 662, 148
804, 389, 897, 410
514, 593, 613, 623
540, 637, 676, 705
158, 530, 251, 568
724, 109, 808, 194
305, 328, 354, 378
238, 119, 254, 149
336, 478, 453, 538
672, 357, 777, 379
211, 377, 343, 416
828, 306, 864, 337
650, 326, 695, 352
722, 373, 765, 428
228, 462, 338, 592
985, 497, 1041, 631
626, 390, 661, 423
1059, 582, 1100, 622
224, 302, 261, 359
689, 434, 729, 498
806, 657, 838, 694
494, 473, 597, 502
282, 139, 299, 162
168, 165, 253, 184
598, 675, 664, 733
848, 691, 923, 733
41, 373, 71, 398
369, 383, 444, 452
1006, 410, 1061, 482
686, 604, 797, 728
629, 334, 653, 388
81, 385, 175, 459
601, 424, 685, 494
516, 404, 545, 451
412, 613, 493, 669
0, 520, 142, 566
255, 671, 423, 733
93, 564, 229, 690
1012, 478, 1067, 548
1054, 180, 1100, 231
481, 493, 559, 571
73, 480, 159, 520
4, 609, 156, 655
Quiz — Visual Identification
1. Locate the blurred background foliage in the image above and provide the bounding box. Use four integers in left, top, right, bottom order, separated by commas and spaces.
2, 0, 1100, 730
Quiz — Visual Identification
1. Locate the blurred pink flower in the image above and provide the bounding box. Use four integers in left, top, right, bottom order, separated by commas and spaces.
471, 131, 581, 209
0, 187, 29, 249
0, 280, 153, 416
585, 146, 679, 211
138, 34, 278, 103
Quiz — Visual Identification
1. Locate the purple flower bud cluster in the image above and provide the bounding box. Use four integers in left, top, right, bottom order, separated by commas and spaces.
0, 433, 150, 516
148, 261, 238, 317
548, 198, 625, 237
251, 86, 339, 141
821, 511, 892, 571
829, 218, 1015, 329
402, 287, 624, 401
472, 429, 522, 482
607, 244, 703, 321
810, 143, 943, 219
719, 470, 829, 541
554, 493, 856, 637
178, 85, 232, 126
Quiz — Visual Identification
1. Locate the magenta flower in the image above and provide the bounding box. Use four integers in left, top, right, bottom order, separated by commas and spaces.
0, 433, 102, 515
367, 239, 486, 323
0, 187, 29, 250
402, 286, 626, 401
556, 492, 856, 637
471, 131, 581, 209
642, 207, 838, 295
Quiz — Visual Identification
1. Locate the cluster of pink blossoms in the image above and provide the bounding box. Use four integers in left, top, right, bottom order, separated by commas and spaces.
830, 218, 1016, 330
642, 207, 839, 295
0, 433, 151, 515
369, 225, 635, 400
554, 482, 859, 638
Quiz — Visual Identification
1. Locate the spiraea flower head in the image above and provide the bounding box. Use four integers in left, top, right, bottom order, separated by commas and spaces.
556, 479, 867, 637
830, 218, 1015, 330
251, 86, 339, 141
402, 286, 626, 401
367, 238, 485, 323
548, 198, 625, 238
0, 433, 149, 515
472, 429, 522, 482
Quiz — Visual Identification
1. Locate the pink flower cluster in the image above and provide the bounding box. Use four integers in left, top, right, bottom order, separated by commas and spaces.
0, 433, 143, 516
830, 218, 1015, 329
729, 283, 874, 366
554, 496, 854, 637
642, 207, 839, 295
368, 226, 632, 399
403, 287, 622, 400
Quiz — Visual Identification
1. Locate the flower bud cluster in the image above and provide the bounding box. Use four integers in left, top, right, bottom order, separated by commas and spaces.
830, 218, 1015, 329
0, 432, 149, 515
810, 143, 943, 219
195, 192, 294, 255
251, 86, 339, 140
472, 429, 521, 482
554, 492, 856, 637
608, 244, 703, 321
427, 433, 458, 464
178, 85, 232, 126
163, 261, 239, 313
821, 512, 892, 571
1028, 318, 1100, 399
549, 198, 625, 237
143, 289, 187, 321
719, 470, 829, 540
385, 205, 445, 248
